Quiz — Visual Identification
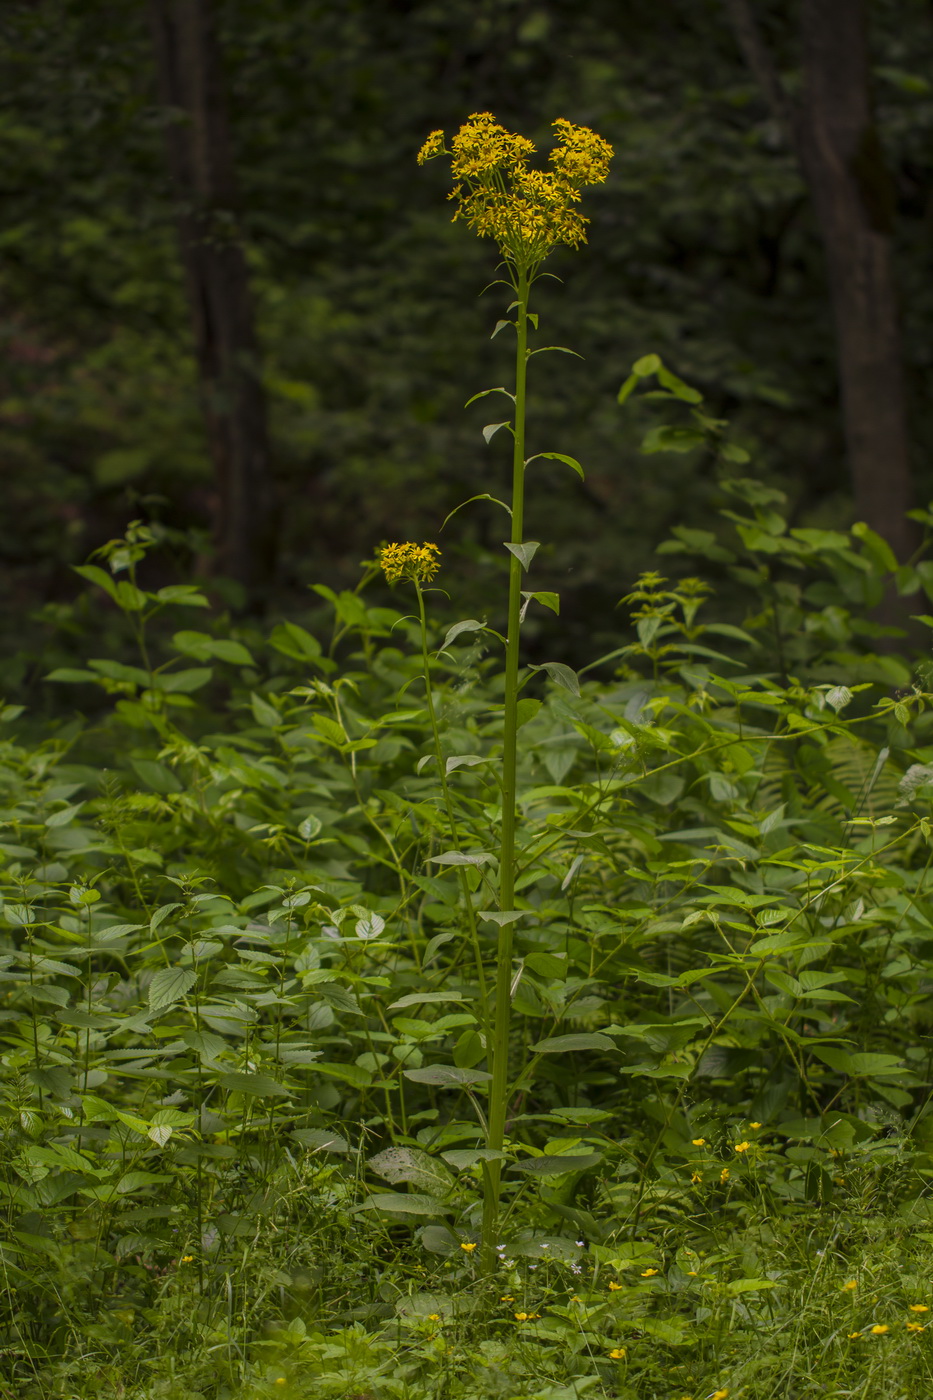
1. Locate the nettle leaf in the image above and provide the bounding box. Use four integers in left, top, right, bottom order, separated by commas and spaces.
218, 1071, 292, 1097
368, 1147, 455, 1195
531, 1033, 614, 1054
404, 1065, 492, 1087
427, 851, 494, 867
356, 1192, 447, 1216
510, 1153, 603, 1175
354, 913, 386, 941
148, 967, 196, 1012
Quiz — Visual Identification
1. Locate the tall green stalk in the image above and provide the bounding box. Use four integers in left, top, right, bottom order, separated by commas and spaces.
481, 265, 530, 1270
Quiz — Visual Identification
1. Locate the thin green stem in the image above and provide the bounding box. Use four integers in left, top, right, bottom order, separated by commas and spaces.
414, 582, 491, 1033
482, 265, 530, 1272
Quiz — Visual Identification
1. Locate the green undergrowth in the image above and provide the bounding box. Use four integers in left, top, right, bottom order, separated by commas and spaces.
4, 481, 933, 1397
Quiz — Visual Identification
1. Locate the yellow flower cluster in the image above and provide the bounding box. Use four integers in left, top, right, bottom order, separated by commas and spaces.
380, 541, 441, 585
417, 112, 613, 268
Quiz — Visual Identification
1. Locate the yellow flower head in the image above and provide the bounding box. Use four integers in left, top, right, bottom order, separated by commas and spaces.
843, 1280, 858, 1291
459, 1241, 477, 1253
417, 129, 445, 164
711, 1390, 730, 1400
418, 112, 613, 269
719, 1167, 730, 1184
427, 1313, 441, 1321
180, 1255, 195, 1263
640, 1268, 659, 1277
870, 1324, 889, 1335
608, 1281, 624, 1291
608, 1347, 627, 1360
500, 1295, 514, 1302
380, 541, 441, 586
514, 1311, 539, 1321
692, 1138, 706, 1147
733, 1141, 750, 1154
749, 1121, 762, 1129
848, 1331, 862, 1339
909, 1304, 930, 1312
907, 1321, 926, 1332
690, 1172, 702, 1184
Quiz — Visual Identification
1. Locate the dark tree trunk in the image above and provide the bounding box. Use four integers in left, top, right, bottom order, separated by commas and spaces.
149, 0, 274, 597
797, 0, 915, 566
723, 0, 916, 571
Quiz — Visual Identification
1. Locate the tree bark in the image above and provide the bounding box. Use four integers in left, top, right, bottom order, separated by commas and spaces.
797, 0, 915, 566
723, 0, 916, 568
149, 0, 274, 597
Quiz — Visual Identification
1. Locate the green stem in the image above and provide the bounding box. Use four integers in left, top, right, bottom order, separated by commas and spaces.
414, 583, 491, 1032
482, 265, 530, 1272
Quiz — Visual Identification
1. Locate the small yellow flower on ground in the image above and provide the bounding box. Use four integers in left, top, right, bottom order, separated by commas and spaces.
691, 1171, 702, 1184
608, 1281, 624, 1291
720, 1167, 730, 1184
570, 1294, 581, 1302
180, 1255, 194, 1263
909, 1304, 930, 1312
459, 1241, 477, 1253
733, 1141, 750, 1154
500, 1295, 514, 1302
692, 1138, 706, 1146
848, 1331, 862, 1339
687, 1270, 698, 1276
843, 1280, 857, 1291
870, 1324, 889, 1335
711, 1389, 730, 1400
749, 1121, 762, 1129
907, 1322, 925, 1332
427, 1313, 441, 1321
608, 1347, 627, 1360
514, 1311, 539, 1321
640, 1268, 659, 1277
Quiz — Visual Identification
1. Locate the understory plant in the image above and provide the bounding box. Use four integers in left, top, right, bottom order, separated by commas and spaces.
2, 115, 933, 1399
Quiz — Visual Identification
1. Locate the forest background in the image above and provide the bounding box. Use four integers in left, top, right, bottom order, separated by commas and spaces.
3, 0, 933, 684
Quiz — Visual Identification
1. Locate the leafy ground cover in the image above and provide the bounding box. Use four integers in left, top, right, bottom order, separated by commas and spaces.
2, 481, 933, 1398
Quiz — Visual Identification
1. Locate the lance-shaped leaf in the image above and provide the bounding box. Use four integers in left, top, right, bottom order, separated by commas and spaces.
531, 1033, 615, 1054
464, 386, 515, 407
427, 850, 493, 867
526, 451, 584, 480
404, 1065, 492, 1086
445, 755, 488, 775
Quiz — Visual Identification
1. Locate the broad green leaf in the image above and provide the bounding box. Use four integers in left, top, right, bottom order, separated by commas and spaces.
482, 421, 511, 443
356, 1192, 447, 1216
531, 1033, 613, 1054
427, 850, 493, 867
404, 1065, 492, 1086
441, 618, 484, 650
148, 967, 196, 1012
504, 540, 540, 570
510, 1153, 603, 1175
218, 1071, 292, 1097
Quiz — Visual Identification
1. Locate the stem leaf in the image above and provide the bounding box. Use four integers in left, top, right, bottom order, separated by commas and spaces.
504, 541, 540, 570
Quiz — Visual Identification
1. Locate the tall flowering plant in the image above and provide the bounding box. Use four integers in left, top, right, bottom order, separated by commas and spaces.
387, 113, 612, 1271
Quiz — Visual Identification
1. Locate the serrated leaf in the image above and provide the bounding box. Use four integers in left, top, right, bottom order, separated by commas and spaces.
148, 967, 196, 1012
531, 1033, 614, 1054
404, 1065, 492, 1086
368, 1146, 455, 1194
292, 1128, 349, 1153
356, 1192, 447, 1216
355, 913, 385, 941
218, 1071, 292, 1097
427, 850, 493, 866
510, 1153, 603, 1175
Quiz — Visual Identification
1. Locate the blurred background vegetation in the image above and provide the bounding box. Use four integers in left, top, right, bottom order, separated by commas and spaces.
1, 0, 932, 691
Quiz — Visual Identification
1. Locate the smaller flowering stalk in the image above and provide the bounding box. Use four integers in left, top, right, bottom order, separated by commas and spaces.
379, 541, 441, 586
